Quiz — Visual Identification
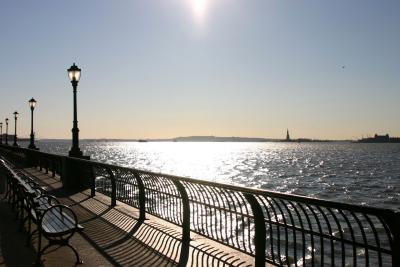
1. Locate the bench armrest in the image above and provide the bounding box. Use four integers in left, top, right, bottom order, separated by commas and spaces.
39, 204, 83, 240
36, 194, 60, 206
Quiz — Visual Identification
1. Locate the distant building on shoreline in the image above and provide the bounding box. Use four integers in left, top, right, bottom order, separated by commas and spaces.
358, 134, 400, 143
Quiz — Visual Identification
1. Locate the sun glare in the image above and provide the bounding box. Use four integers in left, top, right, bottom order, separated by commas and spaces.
191, 0, 208, 26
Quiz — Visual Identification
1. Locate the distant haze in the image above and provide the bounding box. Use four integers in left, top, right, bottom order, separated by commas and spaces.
1, 1, 399, 140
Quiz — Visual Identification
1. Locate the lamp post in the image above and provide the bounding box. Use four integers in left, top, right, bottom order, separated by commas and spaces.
67, 63, 84, 157
28, 97, 38, 149
5, 118, 9, 145
13, 111, 19, 147
0, 122, 2, 144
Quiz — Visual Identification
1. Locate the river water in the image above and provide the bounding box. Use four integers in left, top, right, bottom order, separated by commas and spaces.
31, 140, 399, 210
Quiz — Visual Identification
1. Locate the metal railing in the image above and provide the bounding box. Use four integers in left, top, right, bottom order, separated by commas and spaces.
0, 144, 399, 266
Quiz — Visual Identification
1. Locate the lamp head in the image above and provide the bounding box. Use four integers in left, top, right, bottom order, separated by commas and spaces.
29, 97, 37, 110
68, 63, 81, 82
13, 111, 19, 119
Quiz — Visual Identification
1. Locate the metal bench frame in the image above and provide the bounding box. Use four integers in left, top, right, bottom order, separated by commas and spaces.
36, 204, 83, 265
0, 159, 84, 265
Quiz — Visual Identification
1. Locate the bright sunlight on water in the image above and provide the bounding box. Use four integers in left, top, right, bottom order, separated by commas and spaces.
31, 140, 400, 210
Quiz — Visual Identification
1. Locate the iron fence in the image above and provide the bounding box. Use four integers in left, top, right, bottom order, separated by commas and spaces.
0, 144, 398, 266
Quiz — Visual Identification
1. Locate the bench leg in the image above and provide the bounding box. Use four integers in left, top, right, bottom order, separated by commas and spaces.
18, 205, 26, 231
26, 216, 33, 246
35, 231, 42, 265
2, 183, 10, 200
35, 240, 83, 265
67, 243, 84, 264
35, 242, 51, 266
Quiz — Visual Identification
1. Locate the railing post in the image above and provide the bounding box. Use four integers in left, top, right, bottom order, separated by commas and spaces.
133, 172, 146, 221
172, 180, 190, 267
61, 157, 91, 190
25, 149, 37, 168
386, 211, 400, 267
45, 159, 49, 174
90, 165, 96, 197
244, 193, 266, 267
59, 157, 64, 182
107, 168, 117, 207
51, 158, 56, 177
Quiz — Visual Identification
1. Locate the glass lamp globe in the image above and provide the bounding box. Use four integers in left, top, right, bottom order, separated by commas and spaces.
68, 63, 81, 82
29, 97, 37, 109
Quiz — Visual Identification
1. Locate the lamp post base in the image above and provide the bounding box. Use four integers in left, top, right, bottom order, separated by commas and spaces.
28, 133, 38, 150
28, 144, 38, 150
68, 147, 90, 159
69, 147, 83, 157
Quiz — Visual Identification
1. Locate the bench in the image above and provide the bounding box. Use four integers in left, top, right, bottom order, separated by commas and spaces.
37, 204, 84, 265
0, 158, 84, 265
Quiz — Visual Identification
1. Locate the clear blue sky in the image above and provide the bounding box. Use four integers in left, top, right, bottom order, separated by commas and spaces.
1, 0, 399, 139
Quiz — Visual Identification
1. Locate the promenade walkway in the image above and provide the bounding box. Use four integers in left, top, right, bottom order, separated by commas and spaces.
1, 145, 397, 267
1, 166, 253, 267
0, 192, 40, 266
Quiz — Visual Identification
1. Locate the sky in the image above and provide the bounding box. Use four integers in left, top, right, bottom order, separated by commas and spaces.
0, 0, 399, 140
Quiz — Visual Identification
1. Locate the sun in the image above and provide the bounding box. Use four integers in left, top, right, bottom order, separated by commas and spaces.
191, 0, 208, 26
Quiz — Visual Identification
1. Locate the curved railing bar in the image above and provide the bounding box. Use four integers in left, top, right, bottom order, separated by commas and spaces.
296, 203, 313, 266
364, 214, 382, 266
288, 200, 305, 267
243, 193, 265, 267
315, 205, 335, 266
351, 211, 369, 266
338, 209, 357, 266
264, 196, 284, 266
131, 171, 146, 221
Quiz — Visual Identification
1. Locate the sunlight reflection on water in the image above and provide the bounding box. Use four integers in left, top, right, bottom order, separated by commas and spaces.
34, 140, 400, 210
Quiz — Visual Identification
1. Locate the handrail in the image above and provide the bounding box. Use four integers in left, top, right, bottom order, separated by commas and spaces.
0, 144, 398, 266
4, 145, 392, 213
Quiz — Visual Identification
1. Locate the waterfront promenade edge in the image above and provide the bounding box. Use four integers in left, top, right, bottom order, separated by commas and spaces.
0, 144, 399, 266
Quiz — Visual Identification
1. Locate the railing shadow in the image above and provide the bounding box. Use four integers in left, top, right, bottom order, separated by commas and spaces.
188, 243, 252, 267
66, 194, 181, 266
3, 145, 398, 267
54, 190, 251, 267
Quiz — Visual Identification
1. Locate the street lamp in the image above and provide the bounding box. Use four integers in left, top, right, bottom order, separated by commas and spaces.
0, 122, 2, 144
13, 111, 19, 147
5, 118, 9, 145
28, 97, 38, 149
67, 63, 84, 157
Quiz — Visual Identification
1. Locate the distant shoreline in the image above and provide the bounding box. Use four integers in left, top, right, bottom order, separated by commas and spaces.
30, 136, 352, 143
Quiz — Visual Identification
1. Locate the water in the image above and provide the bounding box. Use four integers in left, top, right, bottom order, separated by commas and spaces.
31, 140, 400, 210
